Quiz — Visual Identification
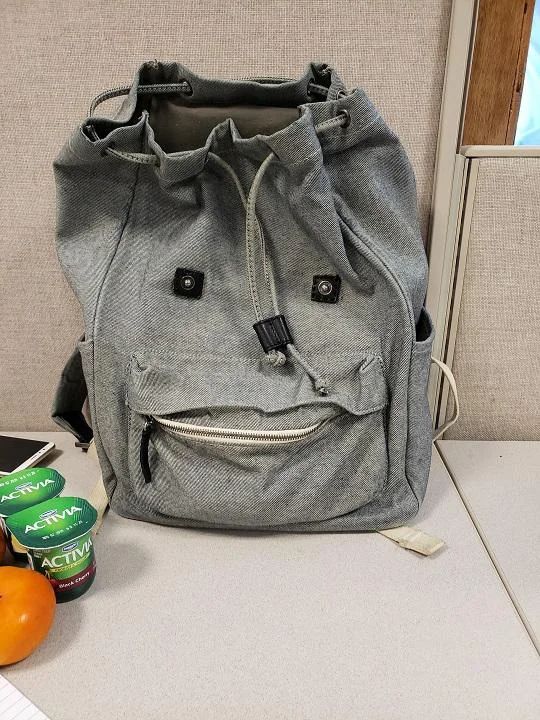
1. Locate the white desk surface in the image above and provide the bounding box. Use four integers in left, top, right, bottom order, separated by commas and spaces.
438, 440, 540, 654
2, 433, 540, 719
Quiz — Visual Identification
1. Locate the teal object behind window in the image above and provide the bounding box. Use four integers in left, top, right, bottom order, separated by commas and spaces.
516, 2, 540, 145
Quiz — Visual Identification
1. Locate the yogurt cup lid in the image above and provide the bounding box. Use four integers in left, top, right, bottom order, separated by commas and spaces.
0, 467, 65, 517
6, 496, 98, 550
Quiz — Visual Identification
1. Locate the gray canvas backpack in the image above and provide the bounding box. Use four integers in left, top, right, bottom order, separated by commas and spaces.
52, 61, 458, 532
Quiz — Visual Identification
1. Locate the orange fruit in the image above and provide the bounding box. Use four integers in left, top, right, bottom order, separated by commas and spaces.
0, 567, 56, 665
0, 532, 5, 564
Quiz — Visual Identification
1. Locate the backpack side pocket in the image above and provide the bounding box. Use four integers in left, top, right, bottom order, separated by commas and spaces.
405, 308, 435, 504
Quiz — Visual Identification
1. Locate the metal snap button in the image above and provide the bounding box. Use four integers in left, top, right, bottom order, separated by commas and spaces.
180, 275, 195, 289
311, 275, 341, 303
317, 280, 333, 296
173, 268, 204, 299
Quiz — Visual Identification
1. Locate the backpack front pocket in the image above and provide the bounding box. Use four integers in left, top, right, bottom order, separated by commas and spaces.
126, 352, 389, 527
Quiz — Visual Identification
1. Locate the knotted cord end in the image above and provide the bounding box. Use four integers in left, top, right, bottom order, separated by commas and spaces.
315, 379, 330, 396
266, 350, 287, 367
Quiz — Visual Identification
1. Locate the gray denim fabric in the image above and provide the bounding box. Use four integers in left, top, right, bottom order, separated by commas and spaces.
53, 61, 434, 531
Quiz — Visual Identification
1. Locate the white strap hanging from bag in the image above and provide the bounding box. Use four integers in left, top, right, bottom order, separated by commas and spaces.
431, 356, 460, 441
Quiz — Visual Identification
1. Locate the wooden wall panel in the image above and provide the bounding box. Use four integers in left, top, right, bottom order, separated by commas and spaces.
463, 0, 535, 144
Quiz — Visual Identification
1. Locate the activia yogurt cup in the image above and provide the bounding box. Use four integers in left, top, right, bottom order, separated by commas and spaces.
0, 467, 65, 560
6, 496, 98, 602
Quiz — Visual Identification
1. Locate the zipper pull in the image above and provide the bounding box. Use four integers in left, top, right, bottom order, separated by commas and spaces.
140, 416, 155, 483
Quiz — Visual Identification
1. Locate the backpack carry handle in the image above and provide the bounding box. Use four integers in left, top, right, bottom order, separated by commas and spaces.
88, 81, 193, 117
88, 73, 343, 118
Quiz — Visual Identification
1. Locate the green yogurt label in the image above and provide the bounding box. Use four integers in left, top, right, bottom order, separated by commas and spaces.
0, 467, 65, 517
0, 467, 65, 558
6, 496, 98, 602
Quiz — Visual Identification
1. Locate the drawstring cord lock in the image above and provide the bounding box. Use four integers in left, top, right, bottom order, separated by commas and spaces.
253, 315, 293, 354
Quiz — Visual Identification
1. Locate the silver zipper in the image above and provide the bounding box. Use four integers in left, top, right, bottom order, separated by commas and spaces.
153, 415, 324, 446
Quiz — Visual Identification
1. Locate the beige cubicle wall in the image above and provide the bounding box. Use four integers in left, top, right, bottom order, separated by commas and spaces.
0, 0, 471, 431
441, 148, 540, 440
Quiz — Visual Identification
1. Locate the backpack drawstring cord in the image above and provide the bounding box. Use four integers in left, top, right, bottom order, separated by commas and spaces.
206, 110, 350, 396
208, 150, 331, 395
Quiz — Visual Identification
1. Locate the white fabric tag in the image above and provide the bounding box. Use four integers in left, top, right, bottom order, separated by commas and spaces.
378, 526, 445, 556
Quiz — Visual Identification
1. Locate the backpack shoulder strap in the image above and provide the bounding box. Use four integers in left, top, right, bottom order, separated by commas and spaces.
51, 339, 93, 445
